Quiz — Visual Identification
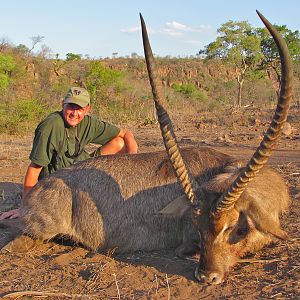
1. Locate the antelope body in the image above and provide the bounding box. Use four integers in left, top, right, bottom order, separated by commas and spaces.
22, 147, 229, 253
19, 11, 292, 285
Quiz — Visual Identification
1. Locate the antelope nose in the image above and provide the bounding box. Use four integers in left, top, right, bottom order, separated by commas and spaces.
195, 267, 223, 285
206, 272, 222, 285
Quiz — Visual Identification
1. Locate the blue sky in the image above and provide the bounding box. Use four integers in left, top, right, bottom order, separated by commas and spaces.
0, 0, 299, 59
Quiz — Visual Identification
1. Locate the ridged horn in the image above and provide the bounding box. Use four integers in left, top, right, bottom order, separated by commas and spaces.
140, 13, 199, 205
213, 11, 293, 214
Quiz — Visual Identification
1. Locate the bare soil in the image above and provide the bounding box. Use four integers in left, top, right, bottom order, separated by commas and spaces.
0, 107, 299, 299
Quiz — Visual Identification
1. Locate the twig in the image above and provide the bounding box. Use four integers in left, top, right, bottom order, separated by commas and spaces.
287, 265, 300, 274
112, 273, 121, 300
237, 256, 288, 264
270, 292, 282, 298
2, 290, 98, 298
286, 172, 300, 177
166, 274, 171, 300
155, 274, 159, 296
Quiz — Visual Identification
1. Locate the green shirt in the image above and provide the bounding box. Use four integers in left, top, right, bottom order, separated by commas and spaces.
29, 111, 120, 180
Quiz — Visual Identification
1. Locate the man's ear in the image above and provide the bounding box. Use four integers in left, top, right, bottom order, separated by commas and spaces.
85, 105, 91, 114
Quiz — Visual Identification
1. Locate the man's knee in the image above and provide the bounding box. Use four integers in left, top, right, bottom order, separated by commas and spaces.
109, 136, 125, 152
99, 136, 126, 155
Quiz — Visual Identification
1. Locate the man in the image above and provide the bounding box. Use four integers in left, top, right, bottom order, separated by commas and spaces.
0, 87, 138, 220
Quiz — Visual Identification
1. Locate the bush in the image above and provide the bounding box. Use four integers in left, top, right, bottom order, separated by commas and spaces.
0, 73, 10, 92
0, 98, 47, 134
0, 54, 16, 92
0, 53, 16, 73
171, 83, 208, 104
86, 61, 124, 97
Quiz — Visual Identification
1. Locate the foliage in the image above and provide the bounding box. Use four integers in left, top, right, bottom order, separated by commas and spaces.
0, 18, 299, 134
15, 44, 30, 55
256, 25, 300, 92
258, 25, 300, 62
0, 74, 10, 92
0, 53, 16, 73
0, 53, 16, 91
86, 61, 124, 106
0, 98, 47, 134
200, 20, 262, 107
171, 83, 208, 103
66, 53, 82, 61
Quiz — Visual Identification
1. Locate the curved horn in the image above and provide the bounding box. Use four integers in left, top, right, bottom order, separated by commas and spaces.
213, 11, 293, 214
140, 13, 199, 205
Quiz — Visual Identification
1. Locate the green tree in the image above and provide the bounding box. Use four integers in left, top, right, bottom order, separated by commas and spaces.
15, 44, 30, 55
257, 25, 300, 94
66, 53, 82, 61
86, 61, 123, 111
200, 21, 262, 107
0, 53, 16, 91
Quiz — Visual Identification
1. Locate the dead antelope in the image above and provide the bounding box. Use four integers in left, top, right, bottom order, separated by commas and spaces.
140, 10, 292, 284
12, 11, 291, 285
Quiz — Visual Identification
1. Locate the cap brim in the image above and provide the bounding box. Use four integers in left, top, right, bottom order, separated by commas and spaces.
63, 97, 89, 108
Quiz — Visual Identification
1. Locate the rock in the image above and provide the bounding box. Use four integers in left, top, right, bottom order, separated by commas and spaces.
248, 117, 261, 127
282, 122, 292, 136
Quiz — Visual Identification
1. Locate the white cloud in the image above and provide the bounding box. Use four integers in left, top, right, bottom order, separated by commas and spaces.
121, 26, 155, 35
166, 21, 189, 31
161, 28, 183, 37
120, 27, 140, 34
185, 39, 202, 46
161, 21, 212, 37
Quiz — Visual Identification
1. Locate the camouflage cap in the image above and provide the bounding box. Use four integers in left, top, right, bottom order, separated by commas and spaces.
63, 87, 90, 108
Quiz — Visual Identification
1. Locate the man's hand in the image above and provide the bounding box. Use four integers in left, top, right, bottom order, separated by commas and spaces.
0, 208, 20, 220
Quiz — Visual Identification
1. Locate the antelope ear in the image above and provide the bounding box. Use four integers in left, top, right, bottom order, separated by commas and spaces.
158, 195, 191, 218
243, 206, 289, 240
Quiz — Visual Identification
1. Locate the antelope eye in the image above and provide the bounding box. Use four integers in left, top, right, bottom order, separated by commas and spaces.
236, 227, 248, 236
193, 207, 201, 215
224, 226, 234, 233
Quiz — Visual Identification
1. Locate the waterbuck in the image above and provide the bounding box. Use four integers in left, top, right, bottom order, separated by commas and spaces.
140, 10, 292, 284
14, 11, 291, 285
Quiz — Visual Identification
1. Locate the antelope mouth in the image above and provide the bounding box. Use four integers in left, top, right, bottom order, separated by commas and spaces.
194, 265, 224, 285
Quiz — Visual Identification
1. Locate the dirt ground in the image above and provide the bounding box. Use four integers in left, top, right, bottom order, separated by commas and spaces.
0, 106, 299, 299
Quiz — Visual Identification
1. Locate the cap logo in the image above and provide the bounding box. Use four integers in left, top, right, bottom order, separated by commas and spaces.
73, 89, 81, 95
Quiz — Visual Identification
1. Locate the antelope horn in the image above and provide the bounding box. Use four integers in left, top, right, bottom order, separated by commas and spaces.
213, 11, 293, 214
140, 13, 199, 205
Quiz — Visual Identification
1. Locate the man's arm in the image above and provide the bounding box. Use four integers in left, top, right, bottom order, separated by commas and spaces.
99, 128, 138, 155
23, 162, 43, 199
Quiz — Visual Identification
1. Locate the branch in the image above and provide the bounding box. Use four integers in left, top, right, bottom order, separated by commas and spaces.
2, 290, 100, 298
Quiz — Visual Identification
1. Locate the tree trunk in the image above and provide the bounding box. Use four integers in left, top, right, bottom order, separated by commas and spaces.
237, 80, 243, 107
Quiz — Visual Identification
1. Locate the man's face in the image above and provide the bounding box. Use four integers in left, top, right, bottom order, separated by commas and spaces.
62, 103, 90, 127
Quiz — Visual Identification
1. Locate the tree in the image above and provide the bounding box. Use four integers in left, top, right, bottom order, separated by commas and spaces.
0, 37, 12, 51
199, 21, 262, 107
29, 35, 45, 53
257, 25, 300, 94
0, 53, 16, 92
66, 53, 82, 61
86, 61, 124, 114
15, 44, 30, 54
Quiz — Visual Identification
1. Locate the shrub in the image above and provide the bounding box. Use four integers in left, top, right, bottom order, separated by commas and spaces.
0, 98, 47, 134
0, 54, 16, 92
171, 83, 208, 104
0, 73, 10, 92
